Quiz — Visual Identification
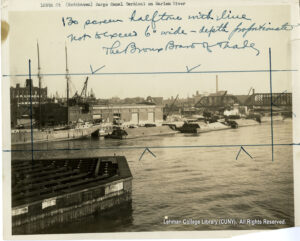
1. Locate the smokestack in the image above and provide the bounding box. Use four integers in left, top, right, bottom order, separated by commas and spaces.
216, 75, 219, 93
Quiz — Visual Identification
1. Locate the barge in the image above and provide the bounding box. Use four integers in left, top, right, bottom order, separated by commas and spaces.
178, 121, 233, 134
11, 124, 101, 145
12, 156, 132, 234
105, 125, 179, 139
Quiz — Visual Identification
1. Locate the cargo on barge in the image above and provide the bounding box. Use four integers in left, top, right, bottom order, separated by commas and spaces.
12, 156, 132, 234
105, 125, 179, 139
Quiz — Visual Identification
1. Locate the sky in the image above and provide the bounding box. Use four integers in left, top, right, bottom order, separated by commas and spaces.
6, 4, 294, 99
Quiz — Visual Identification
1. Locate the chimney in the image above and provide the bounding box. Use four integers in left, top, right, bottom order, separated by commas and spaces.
216, 75, 219, 93
26, 79, 33, 88
252, 88, 255, 95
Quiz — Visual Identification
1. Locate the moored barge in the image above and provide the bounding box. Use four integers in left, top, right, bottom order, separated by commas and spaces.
12, 156, 132, 234
105, 125, 179, 139
11, 124, 101, 145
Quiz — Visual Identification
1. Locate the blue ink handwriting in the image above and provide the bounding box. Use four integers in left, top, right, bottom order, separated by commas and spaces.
129, 10, 182, 31
67, 33, 91, 42
198, 22, 229, 37
95, 30, 137, 39
161, 26, 187, 36
188, 10, 214, 20
90, 65, 105, 74
236, 146, 253, 160
229, 22, 299, 40
62, 17, 78, 27
216, 10, 251, 21
139, 147, 156, 161
102, 39, 260, 56
83, 18, 123, 29
186, 64, 201, 73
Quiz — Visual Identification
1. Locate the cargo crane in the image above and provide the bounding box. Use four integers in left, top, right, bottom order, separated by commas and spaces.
163, 94, 179, 120
71, 77, 89, 105
247, 87, 253, 95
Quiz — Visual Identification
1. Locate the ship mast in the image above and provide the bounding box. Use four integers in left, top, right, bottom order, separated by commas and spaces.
37, 41, 42, 129
65, 44, 70, 124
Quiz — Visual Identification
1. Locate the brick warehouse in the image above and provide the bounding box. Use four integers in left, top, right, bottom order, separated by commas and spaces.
92, 104, 164, 125
10, 79, 47, 127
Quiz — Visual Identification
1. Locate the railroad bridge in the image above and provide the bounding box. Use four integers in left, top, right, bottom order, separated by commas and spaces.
195, 92, 292, 109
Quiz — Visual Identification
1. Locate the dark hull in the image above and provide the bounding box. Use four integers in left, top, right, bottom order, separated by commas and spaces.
12, 156, 132, 234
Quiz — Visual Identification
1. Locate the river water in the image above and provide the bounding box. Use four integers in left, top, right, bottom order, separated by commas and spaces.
11, 120, 294, 233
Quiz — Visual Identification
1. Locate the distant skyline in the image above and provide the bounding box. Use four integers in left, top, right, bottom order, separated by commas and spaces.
10, 72, 291, 100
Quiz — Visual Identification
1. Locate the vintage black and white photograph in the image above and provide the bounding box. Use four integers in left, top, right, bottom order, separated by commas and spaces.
2, 0, 299, 238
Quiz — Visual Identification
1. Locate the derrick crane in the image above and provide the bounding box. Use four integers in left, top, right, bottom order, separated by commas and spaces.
72, 77, 89, 104
80, 76, 89, 99
163, 94, 179, 120
248, 87, 253, 95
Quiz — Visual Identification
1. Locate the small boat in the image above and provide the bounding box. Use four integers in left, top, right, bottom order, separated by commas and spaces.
105, 128, 128, 139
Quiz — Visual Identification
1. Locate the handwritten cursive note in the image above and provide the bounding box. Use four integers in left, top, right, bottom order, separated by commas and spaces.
62, 8, 299, 56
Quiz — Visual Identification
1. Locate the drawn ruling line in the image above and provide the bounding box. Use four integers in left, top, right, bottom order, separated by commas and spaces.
138, 149, 147, 161
2, 69, 298, 77
269, 48, 274, 162
146, 147, 156, 158
241, 146, 253, 159
235, 147, 242, 160
4, 142, 299, 153
235, 146, 253, 160
28, 60, 34, 162
139, 147, 157, 161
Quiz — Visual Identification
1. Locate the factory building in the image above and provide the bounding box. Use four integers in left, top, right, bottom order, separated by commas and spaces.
34, 103, 93, 127
92, 104, 164, 125
10, 79, 47, 106
10, 79, 48, 127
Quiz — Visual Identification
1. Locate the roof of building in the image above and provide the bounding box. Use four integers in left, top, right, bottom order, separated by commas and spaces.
209, 91, 227, 96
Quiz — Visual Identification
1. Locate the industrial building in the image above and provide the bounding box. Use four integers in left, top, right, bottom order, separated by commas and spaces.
33, 103, 163, 127
34, 103, 93, 127
10, 79, 48, 127
10, 79, 47, 106
92, 104, 164, 125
